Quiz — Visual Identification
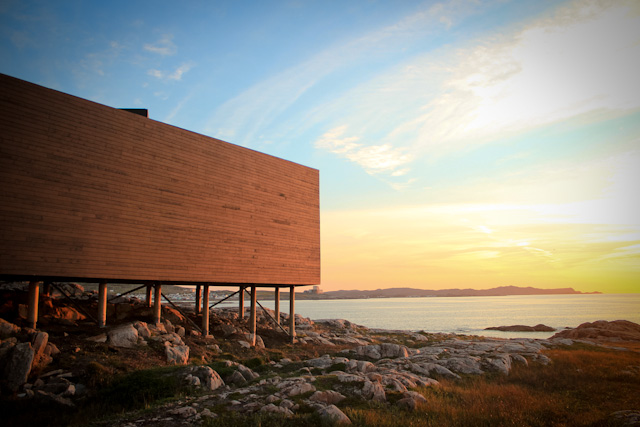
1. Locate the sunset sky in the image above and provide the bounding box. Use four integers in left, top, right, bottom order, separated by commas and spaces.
1, 0, 638, 293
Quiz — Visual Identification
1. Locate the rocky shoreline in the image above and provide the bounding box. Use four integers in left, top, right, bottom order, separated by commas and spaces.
1, 282, 639, 426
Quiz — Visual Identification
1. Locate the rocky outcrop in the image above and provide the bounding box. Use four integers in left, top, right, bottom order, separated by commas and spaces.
551, 320, 640, 342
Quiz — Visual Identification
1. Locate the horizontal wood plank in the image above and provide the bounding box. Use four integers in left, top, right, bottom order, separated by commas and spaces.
0, 74, 320, 285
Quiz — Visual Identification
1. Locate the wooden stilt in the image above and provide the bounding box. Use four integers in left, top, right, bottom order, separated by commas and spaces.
42, 281, 51, 297
250, 286, 257, 346
145, 284, 153, 308
202, 284, 210, 336
274, 287, 280, 326
289, 286, 295, 343
238, 286, 245, 319
195, 284, 202, 315
153, 283, 162, 325
27, 281, 40, 329
98, 281, 108, 328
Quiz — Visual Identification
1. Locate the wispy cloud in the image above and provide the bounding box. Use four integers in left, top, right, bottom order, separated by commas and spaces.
312, 0, 640, 178
315, 126, 412, 175
147, 62, 194, 81
204, 0, 486, 146
144, 34, 176, 56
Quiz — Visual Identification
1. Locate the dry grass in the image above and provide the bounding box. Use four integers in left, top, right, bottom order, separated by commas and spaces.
342, 345, 640, 427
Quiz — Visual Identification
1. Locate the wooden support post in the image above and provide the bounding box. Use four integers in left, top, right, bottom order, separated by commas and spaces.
98, 281, 108, 328
195, 284, 202, 315
289, 286, 295, 343
145, 284, 153, 308
27, 281, 40, 329
274, 287, 280, 326
153, 283, 162, 325
250, 286, 257, 346
42, 281, 51, 298
238, 286, 245, 319
202, 284, 210, 336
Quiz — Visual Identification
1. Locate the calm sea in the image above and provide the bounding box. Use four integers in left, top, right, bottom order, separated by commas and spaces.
239, 294, 640, 339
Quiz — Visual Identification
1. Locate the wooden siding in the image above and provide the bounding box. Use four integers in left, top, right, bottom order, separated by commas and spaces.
0, 74, 320, 285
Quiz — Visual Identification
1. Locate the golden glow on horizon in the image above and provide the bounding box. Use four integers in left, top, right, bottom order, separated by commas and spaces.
321, 198, 640, 294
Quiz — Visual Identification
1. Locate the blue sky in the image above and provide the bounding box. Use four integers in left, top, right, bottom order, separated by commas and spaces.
2, 0, 639, 292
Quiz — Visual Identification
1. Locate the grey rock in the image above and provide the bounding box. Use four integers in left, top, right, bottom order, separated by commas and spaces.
0, 318, 20, 339
31, 331, 49, 367
107, 324, 138, 348
214, 324, 238, 337
361, 380, 386, 402
3, 342, 34, 392
85, 333, 108, 343
483, 355, 512, 375
442, 357, 484, 375
609, 410, 640, 426
227, 370, 247, 385
286, 382, 315, 397
380, 343, 409, 358
133, 321, 151, 338
310, 390, 346, 405
170, 406, 197, 418
307, 355, 334, 369
165, 344, 189, 365
355, 344, 382, 360
237, 364, 259, 381
183, 366, 224, 390
317, 404, 351, 424
260, 404, 293, 416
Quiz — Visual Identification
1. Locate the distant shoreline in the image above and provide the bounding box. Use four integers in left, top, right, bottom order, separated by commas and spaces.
296, 285, 601, 300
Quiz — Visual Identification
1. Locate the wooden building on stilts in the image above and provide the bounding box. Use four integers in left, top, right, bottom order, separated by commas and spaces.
0, 73, 320, 345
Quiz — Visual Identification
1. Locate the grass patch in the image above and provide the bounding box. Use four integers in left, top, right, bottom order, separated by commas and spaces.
327, 362, 347, 372
95, 365, 186, 411
244, 357, 265, 369
208, 360, 237, 378
313, 374, 340, 391
203, 411, 328, 427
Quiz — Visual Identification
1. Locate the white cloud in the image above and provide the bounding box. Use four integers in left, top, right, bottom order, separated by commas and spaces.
147, 62, 194, 81
144, 34, 176, 56
315, 0, 640, 170
315, 126, 412, 175
397, 0, 640, 156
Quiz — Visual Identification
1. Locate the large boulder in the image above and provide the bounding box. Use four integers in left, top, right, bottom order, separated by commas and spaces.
380, 343, 409, 358
317, 404, 351, 424
0, 318, 20, 339
3, 342, 34, 392
441, 357, 484, 375
107, 324, 138, 348
361, 380, 386, 402
165, 344, 189, 365
181, 366, 224, 390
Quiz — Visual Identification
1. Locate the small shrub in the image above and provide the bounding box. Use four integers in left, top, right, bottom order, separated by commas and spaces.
327, 362, 346, 372
313, 374, 340, 391
244, 356, 265, 369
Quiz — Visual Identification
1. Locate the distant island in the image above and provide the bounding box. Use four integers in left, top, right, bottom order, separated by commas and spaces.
298, 285, 601, 300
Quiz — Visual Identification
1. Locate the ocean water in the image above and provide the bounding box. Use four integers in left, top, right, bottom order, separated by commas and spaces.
222, 294, 640, 339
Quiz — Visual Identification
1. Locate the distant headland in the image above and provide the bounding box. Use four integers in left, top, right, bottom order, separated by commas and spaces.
299, 285, 601, 300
